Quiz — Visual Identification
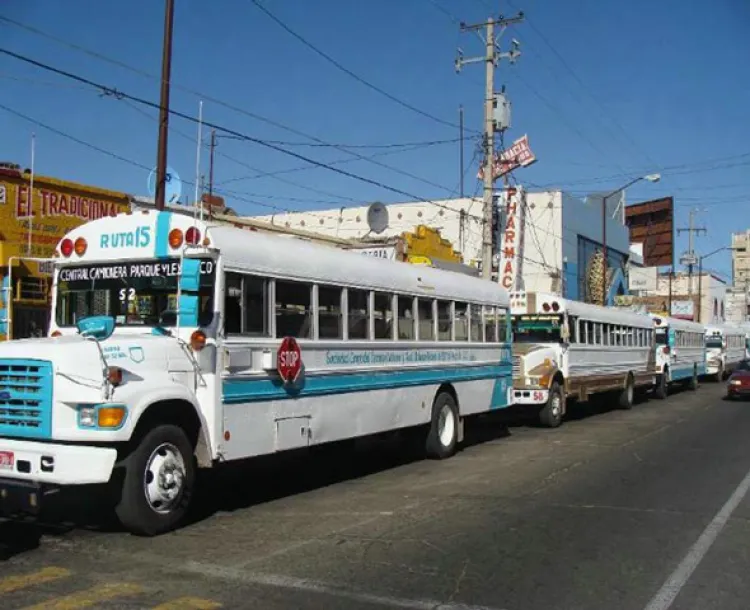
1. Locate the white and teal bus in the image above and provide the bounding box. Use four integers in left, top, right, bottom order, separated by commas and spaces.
0, 210, 512, 535
650, 314, 706, 398
705, 323, 747, 380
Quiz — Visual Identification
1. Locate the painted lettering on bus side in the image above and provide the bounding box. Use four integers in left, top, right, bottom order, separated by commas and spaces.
100, 226, 152, 249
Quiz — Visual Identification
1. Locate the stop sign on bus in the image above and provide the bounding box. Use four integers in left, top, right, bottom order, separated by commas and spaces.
277, 336, 302, 384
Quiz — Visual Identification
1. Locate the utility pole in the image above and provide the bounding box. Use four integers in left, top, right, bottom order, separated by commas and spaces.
455, 12, 523, 280
154, 0, 175, 212
677, 208, 707, 295
459, 105, 464, 198
208, 129, 216, 199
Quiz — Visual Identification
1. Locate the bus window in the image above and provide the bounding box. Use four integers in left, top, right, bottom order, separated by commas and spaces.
374, 292, 394, 340
418, 299, 435, 341
348, 289, 369, 340
437, 301, 452, 341
397, 295, 415, 340
318, 285, 343, 339
275, 280, 312, 339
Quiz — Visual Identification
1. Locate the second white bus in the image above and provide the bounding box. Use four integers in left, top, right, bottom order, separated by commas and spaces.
651, 315, 706, 397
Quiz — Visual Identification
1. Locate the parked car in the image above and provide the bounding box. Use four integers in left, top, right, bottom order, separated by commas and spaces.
726, 359, 750, 399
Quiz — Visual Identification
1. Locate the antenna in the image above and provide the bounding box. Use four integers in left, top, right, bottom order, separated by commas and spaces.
366, 202, 389, 234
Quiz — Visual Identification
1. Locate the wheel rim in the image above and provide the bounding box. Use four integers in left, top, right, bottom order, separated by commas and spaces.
550, 393, 561, 417
143, 442, 186, 514
438, 404, 455, 447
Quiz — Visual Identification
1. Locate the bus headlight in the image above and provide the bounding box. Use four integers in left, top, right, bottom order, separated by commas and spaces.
77, 405, 127, 429
78, 407, 96, 427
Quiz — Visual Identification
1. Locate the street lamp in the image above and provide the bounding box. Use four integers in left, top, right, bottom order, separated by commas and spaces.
601, 173, 661, 305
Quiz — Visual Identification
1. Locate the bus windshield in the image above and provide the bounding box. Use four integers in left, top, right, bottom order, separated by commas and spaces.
512, 314, 562, 343
705, 336, 723, 349
55, 258, 216, 327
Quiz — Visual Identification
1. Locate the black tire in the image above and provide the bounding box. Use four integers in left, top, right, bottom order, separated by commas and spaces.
115, 424, 196, 536
539, 382, 564, 428
688, 367, 699, 391
654, 369, 668, 399
619, 374, 635, 410
425, 392, 459, 460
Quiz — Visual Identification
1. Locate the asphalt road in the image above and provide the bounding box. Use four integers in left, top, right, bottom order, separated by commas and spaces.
1, 380, 750, 610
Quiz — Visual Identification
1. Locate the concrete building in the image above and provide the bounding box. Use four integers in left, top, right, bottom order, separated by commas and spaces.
732, 230, 750, 289
246, 189, 634, 305
618, 271, 728, 324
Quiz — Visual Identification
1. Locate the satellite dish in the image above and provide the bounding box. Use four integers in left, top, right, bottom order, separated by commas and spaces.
366, 201, 389, 234
147, 166, 183, 205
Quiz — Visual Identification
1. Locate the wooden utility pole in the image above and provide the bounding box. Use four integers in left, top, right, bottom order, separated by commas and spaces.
155, 0, 175, 211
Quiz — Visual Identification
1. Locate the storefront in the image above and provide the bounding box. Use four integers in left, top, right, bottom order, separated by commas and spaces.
0, 164, 131, 340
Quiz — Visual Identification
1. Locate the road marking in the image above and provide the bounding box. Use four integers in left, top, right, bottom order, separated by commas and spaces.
20, 582, 143, 609
0, 567, 71, 594
177, 560, 505, 610
644, 465, 750, 610
152, 597, 222, 610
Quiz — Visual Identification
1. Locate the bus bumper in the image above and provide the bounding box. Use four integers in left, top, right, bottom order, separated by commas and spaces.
512, 388, 549, 405
0, 439, 118, 486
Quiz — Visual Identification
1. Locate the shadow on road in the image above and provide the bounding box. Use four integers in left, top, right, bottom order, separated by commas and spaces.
0, 416, 512, 543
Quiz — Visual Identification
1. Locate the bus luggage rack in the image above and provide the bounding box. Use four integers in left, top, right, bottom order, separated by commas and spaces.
0, 360, 53, 438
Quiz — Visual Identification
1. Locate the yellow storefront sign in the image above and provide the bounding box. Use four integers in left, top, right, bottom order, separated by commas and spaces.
0, 165, 131, 339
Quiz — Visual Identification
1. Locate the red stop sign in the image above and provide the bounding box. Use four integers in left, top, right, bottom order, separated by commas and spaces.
277, 336, 302, 384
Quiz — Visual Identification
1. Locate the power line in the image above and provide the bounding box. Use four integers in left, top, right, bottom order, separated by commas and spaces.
502, 0, 660, 168
0, 15, 468, 187
248, 0, 475, 134
0, 48, 484, 220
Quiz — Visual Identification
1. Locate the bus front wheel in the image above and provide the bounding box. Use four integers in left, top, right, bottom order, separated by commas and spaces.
115, 424, 196, 536
539, 382, 563, 428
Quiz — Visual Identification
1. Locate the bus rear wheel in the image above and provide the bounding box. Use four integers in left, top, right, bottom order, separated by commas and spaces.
425, 392, 459, 460
619, 374, 635, 410
115, 424, 196, 536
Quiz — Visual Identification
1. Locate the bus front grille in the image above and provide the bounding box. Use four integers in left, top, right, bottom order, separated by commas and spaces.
0, 360, 53, 439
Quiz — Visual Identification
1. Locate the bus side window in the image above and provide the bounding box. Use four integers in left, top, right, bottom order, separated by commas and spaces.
497, 307, 508, 343
318, 285, 343, 339
224, 273, 242, 335
397, 295, 415, 340
455, 303, 469, 341
348, 288, 369, 340
243, 275, 269, 336
374, 292, 394, 340
275, 279, 312, 339
437, 300, 452, 341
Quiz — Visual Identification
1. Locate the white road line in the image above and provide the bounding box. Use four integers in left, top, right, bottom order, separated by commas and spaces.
644, 465, 750, 610
178, 560, 505, 610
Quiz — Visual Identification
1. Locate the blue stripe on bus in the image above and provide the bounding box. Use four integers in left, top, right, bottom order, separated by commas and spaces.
222, 363, 513, 405
155, 211, 173, 259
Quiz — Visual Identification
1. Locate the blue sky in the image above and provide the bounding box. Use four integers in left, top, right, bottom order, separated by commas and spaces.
1, 0, 749, 278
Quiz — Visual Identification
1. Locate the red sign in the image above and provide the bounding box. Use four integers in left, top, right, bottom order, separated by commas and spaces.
477, 134, 537, 181
277, 336, 302, 384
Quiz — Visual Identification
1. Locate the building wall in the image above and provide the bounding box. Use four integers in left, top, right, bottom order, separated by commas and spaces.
641, 273, 727, 324
245, 190, 633, 304
0, 166, 130, 339
732, 231, 750, 288
249, 197, 484, 267
726, 288, 749, 324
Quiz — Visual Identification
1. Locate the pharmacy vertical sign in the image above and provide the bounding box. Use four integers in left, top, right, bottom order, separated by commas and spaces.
497, 187, 525, 290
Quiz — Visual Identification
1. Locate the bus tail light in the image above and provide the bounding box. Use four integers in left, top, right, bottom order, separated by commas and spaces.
185, 227, 201, 245
169, 228, 184, 249
60, 238, 74, 257
190, 330, 207, 351
74, 237, 87, 256
50, 330, 62, 338
551, 301, 560, 312
542, 302, 550, 312
107, 366, 123, 386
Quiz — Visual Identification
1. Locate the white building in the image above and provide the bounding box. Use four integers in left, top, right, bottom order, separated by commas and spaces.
246, 189, 634, 305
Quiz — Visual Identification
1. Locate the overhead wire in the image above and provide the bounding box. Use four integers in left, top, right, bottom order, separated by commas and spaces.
0, 49, 486, 222
247, 0, 476, 134
0, 15, 468, 193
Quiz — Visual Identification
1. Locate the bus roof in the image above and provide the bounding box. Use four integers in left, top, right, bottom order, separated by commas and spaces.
58, 210, 508, 305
